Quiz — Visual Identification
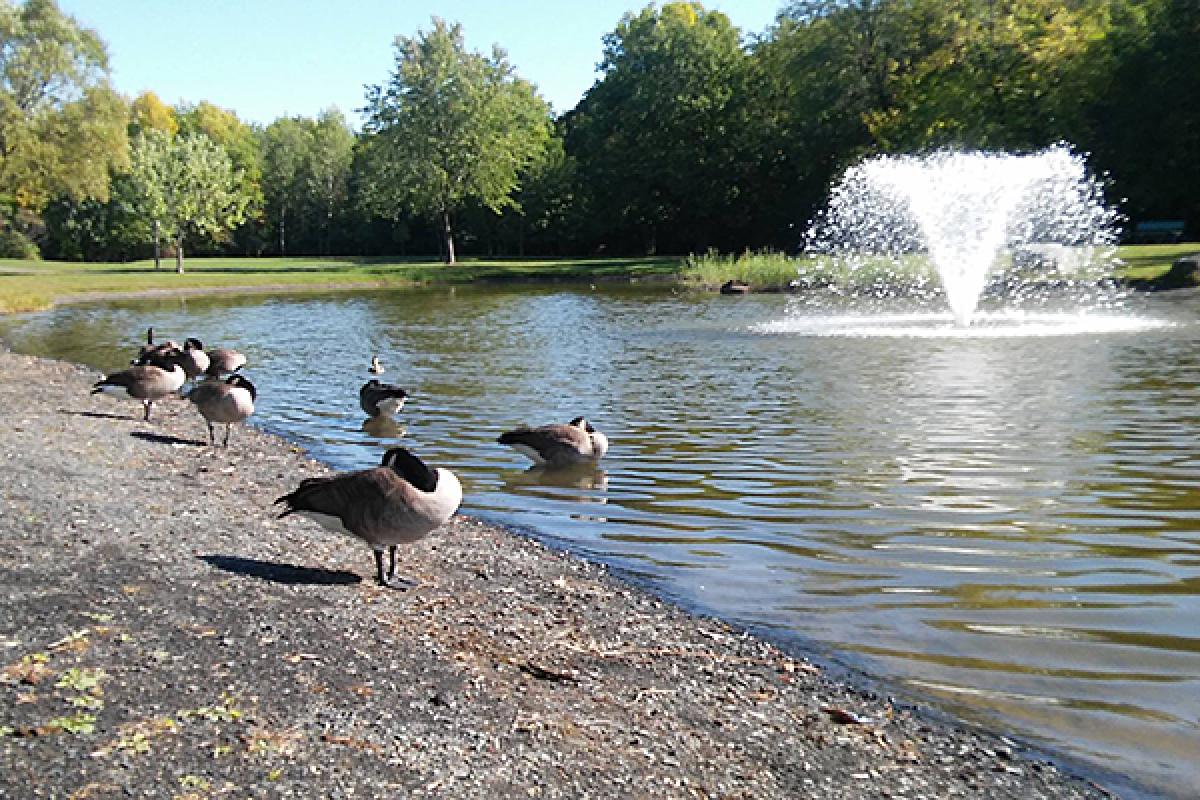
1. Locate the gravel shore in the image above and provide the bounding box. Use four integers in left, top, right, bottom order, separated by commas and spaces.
0, 346, 1116, 799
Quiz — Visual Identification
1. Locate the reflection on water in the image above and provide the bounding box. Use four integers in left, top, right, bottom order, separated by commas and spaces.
3, 285, 1200, 797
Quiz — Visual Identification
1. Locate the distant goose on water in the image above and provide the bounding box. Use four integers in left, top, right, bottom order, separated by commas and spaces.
497, 416, 609, 467
92, 348, 186, 421
274, 447, 462, 589
369, 355, 384, 374
186, 374, 256, 447
359, 380, 409, 419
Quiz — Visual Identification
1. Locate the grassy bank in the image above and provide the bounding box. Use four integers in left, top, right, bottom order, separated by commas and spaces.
0, 256, 682, 313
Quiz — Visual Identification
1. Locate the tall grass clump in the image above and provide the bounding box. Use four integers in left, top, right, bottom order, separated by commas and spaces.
681, 249, 802, 288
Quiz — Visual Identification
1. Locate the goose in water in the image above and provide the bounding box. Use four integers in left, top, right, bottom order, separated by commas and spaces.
497, 416, 609, 467
186, 374, 256, 447
359, 380, 408, 419
274, 447, 462, 589
92, 349, 186, 421
368, 355, 384, 374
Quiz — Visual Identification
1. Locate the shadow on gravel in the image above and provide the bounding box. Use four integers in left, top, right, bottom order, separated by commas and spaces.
62, 409, 136, 421
131, 431, 207, 446
199, 554, 362, 585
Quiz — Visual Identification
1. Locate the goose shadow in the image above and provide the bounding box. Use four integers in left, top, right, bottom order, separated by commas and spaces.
61, 409, 137, 421
131, 431, 207, 447
199, 555, 362, 586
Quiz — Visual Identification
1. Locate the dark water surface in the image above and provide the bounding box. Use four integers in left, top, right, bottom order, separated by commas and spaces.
3, 284, 1198, 796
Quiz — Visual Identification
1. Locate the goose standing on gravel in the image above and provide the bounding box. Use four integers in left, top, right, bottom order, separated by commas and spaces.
179, 338, 211, 383
359, 380, 408, 419
497, 416, 609, 467
186, 374, 256, 447
92, 349, 186, 421
274, 447, 462, 589
205, 346, 247, 377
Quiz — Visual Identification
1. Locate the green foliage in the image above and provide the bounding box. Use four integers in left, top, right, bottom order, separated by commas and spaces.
127, 129, 249, 271
360, 17, 552, 262
681, 249, 802, 288
0, 0, 129, 212
567, 3, 753, 254
0, 224, 37, 258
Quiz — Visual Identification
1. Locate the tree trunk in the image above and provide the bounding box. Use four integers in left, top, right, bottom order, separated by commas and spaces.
279, 205, 287, 257
441, 208, 456, 264
175, 233, 185, 274
153, 219, 161, 270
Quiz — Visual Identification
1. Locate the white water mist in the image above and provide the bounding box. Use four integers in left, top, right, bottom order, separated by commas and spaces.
804, 146, 1120, 327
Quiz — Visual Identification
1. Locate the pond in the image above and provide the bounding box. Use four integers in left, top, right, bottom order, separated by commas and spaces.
3, 283, 1198, 796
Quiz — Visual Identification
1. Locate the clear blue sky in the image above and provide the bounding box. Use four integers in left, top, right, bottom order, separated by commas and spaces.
59, 1, 785, 128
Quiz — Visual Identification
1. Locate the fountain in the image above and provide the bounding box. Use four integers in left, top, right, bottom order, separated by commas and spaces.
801, 145, 1121, 328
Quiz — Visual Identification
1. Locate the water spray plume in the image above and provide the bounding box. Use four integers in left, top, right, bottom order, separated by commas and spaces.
804, 145, 1121, 327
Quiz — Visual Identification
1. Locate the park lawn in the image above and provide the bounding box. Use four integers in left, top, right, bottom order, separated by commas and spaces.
0, 256, 683, 313
1112, 243, 1199, 280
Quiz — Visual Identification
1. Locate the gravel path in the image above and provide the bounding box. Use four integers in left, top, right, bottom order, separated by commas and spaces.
0, 346, 1117, 798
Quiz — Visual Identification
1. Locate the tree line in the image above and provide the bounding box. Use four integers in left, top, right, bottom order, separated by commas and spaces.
2, 0, 1195, 266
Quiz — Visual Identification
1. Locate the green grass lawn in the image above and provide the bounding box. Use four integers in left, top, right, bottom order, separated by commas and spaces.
0, 255, 683, 313
0, 244, 1195, 314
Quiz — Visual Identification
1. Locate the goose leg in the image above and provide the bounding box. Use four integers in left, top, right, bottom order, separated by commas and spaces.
223, 424, 232, 447
143, 400, 152, 421
206, 421, 216, 447
372, 547, 414, 590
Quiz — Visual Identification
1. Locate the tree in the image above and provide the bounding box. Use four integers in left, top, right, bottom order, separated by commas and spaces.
261, 109, 355, 256
177, 100, 264, 255
130, 90, 177, 137
128, 130, 247, 273
360, 17, 551, 263
564, 2, 753, 254
0, 0, 128, 229
304, 109, 355, 255
261, 116, 308, 255
1085, 0, 1199, 236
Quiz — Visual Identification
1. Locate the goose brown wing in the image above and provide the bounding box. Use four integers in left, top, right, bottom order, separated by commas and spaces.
275, 468, 393, 529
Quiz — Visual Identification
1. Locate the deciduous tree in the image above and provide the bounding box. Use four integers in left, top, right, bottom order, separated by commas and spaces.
360, 18, 550, 263
128, 130, 247, 273
0, 0, 128, 224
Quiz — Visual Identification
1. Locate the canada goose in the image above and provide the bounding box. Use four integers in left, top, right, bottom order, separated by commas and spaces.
369, 355, 384, 374
497, 416, 609, 467
274, 447, 462, 589
205, 346, 247, 377
92, 349, 186, 421
186, 374, 256, 447
131, 326, 178, 365
179, 338, 211, 382
359, 379, 408, 419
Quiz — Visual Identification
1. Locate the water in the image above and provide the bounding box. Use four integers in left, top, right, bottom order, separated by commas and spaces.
2, 284, 1199, 796
805, 146, 1120, 327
